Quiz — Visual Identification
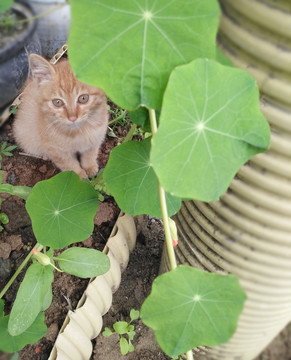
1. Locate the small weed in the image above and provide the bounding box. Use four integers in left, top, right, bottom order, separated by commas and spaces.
102, 309, 140, 355
0, 141, 17, 169
107, 104, 130, 139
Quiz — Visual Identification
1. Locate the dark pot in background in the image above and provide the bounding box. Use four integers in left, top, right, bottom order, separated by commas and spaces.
0, 0, 41, 113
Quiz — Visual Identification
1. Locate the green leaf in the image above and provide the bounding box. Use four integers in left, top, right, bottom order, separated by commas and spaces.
141, 265, 246, 357
216, 46, 233, 67
0, 184, 32, 200
120, 336, 129, 355
102, 327, 113, 337
113, 321, 129, 335
151, 59, 271, 201
128, 342, 135, 352
4, 145, 17, 152
26, 171, 99, 249
127, 324, 134, 332
0, 313, 46, 353
1, 142, 7, 151
130, 309, 140, 321
8, 263, 54, 336
103, 138, 181, 217
128, 330, 136, 341
41, 284, 53, 311
0, 212, 9, 224
56, 247, 110, 278
69, 0, 220, 110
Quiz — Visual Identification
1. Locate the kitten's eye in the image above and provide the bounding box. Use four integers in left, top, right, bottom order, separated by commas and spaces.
78, 94, 89, 104
52, 99, 64, 107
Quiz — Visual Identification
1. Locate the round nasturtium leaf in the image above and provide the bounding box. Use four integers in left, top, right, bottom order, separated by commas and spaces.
26, 171, 99, 249
151, 59, 271, 201
140, 265, 247, 357
103, 138, 181, 217
0, 313, 46, 353
69, 0, 220, 110
56, 248, 110, 278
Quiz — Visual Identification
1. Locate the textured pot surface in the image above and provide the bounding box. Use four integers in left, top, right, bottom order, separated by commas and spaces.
161, 1, 291, 359
0, 1, 41, 111
30, 0, 70, 58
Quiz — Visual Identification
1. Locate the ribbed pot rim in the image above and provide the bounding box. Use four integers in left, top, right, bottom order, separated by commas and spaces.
221, 0, 291, 36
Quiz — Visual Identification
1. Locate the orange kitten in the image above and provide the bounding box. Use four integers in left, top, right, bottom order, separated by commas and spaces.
13, 54, 108, 179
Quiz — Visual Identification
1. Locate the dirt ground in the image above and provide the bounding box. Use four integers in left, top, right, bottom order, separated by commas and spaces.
0, 115, 290, 360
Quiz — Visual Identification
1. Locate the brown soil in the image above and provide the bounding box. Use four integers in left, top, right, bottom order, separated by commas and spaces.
0, 116, 290, 360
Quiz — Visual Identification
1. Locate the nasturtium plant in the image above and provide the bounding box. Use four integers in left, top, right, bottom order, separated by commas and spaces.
8, 263, 54, 336
0, 313, 46, 353
141, 265, 246, 357
56, 247, 110, 278
69, 0, 220, 110
151, 59, 271, 201
103, 137, 181, 217
26, 171, 99, 248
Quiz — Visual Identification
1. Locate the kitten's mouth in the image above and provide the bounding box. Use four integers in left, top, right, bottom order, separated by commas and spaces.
66, 120, 80, 129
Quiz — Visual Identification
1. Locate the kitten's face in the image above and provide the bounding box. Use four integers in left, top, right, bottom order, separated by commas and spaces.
30, 56, 106, 129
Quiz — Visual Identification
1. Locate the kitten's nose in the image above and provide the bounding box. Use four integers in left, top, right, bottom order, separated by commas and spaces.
69, 116, 77, 123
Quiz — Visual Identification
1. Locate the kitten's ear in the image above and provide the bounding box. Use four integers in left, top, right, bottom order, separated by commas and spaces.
29, 54, 55, 84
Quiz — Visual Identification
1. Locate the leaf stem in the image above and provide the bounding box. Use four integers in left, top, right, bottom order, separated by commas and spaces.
123, 123, 137, 143
148, 109, 177, 270
108, 110, 127, 126
0, 243, 43, 299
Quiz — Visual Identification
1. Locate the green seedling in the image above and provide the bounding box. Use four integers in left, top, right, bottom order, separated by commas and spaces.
102, 309, 140, 356
0, 142, 17, 169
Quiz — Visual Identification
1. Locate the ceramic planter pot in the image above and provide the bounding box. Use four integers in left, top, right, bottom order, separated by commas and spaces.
29, 0, 70, 58
0, 0, 41, 112
160, 1, 291, 359
48, 213, 137, 360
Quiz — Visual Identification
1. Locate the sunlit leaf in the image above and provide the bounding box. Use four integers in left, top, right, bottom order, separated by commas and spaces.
151, 59, 270, 201
141, 265, 246, 357
69, 0, 220, 110
103, 138, 181, 217
26, 171, 99, 249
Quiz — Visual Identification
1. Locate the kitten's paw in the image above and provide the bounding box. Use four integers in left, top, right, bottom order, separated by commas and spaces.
84, 164, 99, 178
77, 169, 88, 180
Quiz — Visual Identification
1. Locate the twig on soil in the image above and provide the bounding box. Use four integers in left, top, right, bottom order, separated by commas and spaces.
19, 152, 45, 160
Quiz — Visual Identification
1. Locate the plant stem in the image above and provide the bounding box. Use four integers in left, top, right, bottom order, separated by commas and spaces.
157, 185, 177, 269
108, 110, 127, 126
149, 109, 195, 359
0, 243, 43, 299
148, 109, 177, 270
123, 123, 137, 143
